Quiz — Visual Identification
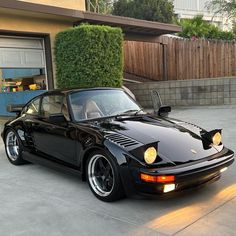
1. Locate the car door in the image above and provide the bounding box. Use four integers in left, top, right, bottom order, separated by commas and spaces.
30, 94, 77, 165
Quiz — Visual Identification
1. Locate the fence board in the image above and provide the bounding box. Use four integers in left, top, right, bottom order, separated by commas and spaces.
124, 37, 236, 81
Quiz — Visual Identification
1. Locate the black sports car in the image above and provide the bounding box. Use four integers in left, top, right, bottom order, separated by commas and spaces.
1, 88, 234, 202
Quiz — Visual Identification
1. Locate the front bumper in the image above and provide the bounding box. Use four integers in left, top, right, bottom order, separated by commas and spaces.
129, 148, 234, 195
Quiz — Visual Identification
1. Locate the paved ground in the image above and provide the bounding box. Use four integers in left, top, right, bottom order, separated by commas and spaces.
0, 106, 236, 236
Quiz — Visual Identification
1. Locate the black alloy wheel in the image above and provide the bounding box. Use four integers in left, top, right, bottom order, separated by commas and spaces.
4, 129, 26, 165
87, 151, 124, 202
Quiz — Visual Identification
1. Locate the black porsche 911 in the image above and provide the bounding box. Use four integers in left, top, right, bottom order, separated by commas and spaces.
1, 88, 234, 202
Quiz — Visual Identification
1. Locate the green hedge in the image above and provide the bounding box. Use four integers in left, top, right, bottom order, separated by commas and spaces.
55, 24, 124, 89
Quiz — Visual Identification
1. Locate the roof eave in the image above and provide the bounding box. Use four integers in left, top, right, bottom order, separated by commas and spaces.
81, 11, 181, 34
0, 0, 182, 40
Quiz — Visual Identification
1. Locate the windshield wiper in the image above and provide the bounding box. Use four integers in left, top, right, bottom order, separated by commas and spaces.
134, 109, 143, 115
115, 109, 143, 118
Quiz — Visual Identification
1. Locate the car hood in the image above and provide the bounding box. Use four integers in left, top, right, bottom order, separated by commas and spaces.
98, 115, 223, 166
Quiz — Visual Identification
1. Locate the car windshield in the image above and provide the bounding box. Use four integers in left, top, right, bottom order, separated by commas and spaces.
69, 89, 142, 121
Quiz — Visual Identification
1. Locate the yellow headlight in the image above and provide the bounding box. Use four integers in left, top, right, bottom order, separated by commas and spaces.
144, 147, 157, 164
212, 132, 222, 146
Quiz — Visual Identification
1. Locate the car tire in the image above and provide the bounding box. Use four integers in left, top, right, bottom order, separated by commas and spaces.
4, 129, 27, 165
86, 150, 125, 202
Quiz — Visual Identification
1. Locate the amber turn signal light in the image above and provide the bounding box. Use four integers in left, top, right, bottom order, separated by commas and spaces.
156, 175, 175, 183
140, 173, 175, 183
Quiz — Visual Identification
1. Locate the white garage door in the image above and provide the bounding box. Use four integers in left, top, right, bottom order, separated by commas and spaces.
0, 36, 45, 68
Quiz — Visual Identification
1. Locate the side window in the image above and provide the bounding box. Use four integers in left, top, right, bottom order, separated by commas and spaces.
62, 97, 70, 121
25, 98, 40, 115
41, 95, 63, 118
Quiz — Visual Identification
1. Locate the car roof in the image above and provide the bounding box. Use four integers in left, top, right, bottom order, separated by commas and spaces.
42, 87, 123, 96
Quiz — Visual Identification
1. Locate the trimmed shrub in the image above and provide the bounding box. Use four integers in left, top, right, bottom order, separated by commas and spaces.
55, 24, 123, 89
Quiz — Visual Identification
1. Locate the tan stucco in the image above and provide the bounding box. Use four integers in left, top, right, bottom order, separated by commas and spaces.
18, 0, 86, 11
0, 12, 72, 37
0, 9, 75, 87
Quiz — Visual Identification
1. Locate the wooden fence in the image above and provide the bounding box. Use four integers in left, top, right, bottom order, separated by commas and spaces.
124, 37, 236, 81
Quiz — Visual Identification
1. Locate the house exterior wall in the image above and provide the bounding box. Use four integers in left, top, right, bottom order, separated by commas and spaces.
174, 0, 209, 13
0, 13, 72, 40
0, 1, 86, 88
0, 11, 74, 87
173, 0, 232, 30
18, 0, 86, 10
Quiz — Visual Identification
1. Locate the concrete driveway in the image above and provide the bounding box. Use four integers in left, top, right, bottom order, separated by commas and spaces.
0, 106, 235, 236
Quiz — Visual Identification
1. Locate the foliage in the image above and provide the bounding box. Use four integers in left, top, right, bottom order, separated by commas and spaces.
55, 24, 123, 89
207, 0, 236, 20
112, 0, 175, 23
86, 0, 113, 14
232, 21, 236, 35
177, 15, 236, 40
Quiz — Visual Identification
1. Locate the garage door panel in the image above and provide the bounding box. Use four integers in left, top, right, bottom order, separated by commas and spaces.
0, 37, 43, 49
0, 37, 45, 68
0, 48, 45, 68
2, 49, 22, 65
24, 50, 45, 68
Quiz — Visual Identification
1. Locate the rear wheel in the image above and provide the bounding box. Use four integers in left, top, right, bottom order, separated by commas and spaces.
86, 151, 125, 202
4, 129, 27, 165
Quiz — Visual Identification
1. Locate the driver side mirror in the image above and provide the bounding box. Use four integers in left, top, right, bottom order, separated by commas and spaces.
158, 105, 171, 117
151, 90, 171, 117
48, 113, 67, 123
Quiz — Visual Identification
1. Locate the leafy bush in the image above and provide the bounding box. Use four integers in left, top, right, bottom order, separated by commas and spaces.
216, 30, 236, 40
177, 15, 236, 40
55, 24, 123, 89
232, 21, 236, 35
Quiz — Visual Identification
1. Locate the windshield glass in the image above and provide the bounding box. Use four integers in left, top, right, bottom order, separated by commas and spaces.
69, 89, 141, 121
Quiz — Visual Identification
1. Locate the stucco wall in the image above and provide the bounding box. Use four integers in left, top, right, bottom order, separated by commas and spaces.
18, 0, 86, 10
126, 77, 236, 108
0, 13, 71, 38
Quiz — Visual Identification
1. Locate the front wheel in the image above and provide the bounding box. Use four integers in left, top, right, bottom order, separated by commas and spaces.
4, 129, 27, 165
86, 151, 125, 202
